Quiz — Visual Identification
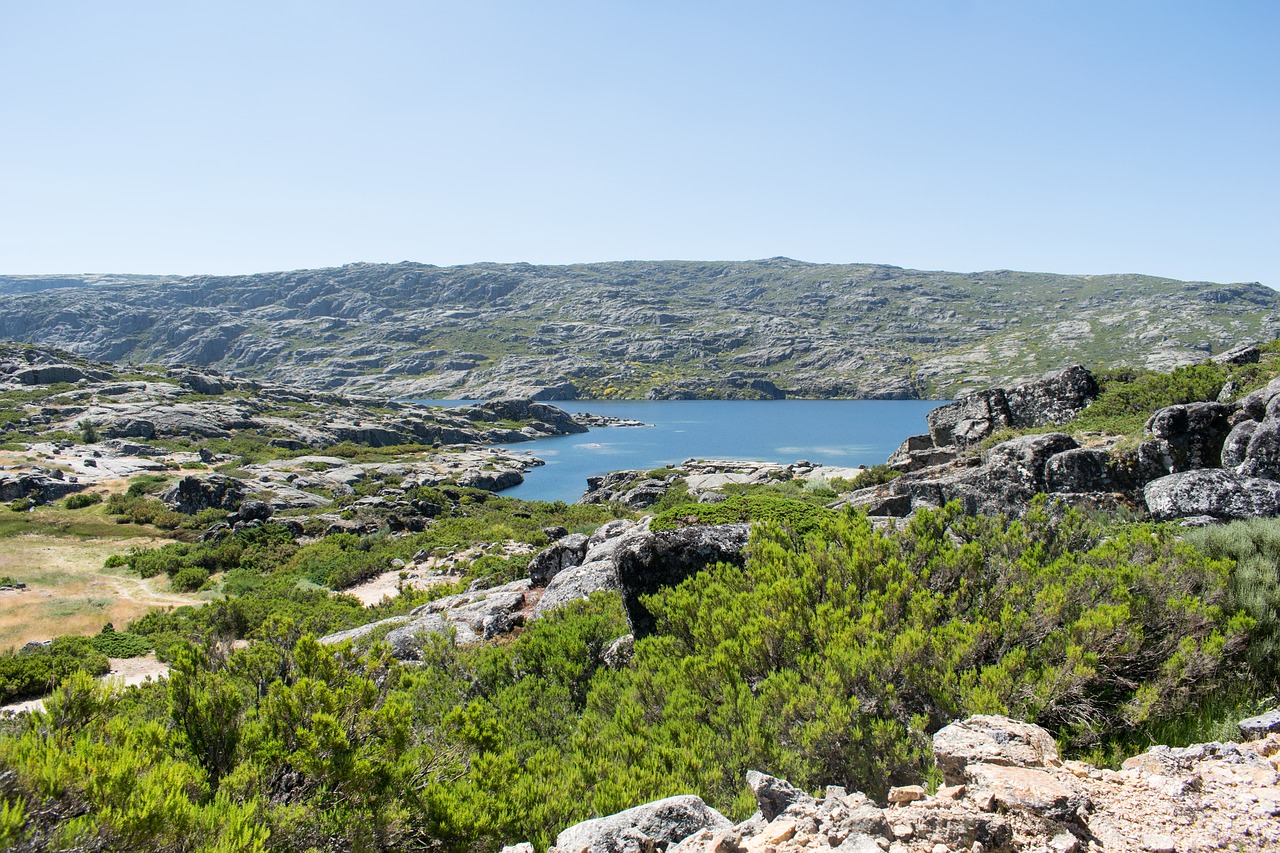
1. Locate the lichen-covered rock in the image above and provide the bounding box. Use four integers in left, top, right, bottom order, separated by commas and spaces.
1045, 447, 1119, 494
1145, 401, 1234, 471
532, 559, 618, 617
932, 715, 1061, 785
746, 771, 813, 821
1222, 419, 1261, 468
614, 524, 751, 637
925, 366, 1097, 449
1238, 417, 1280, 480
1145, 469, 1280, 521
528, 533, 589, 586
159, 474, 245, 514
552, 794, 730, 853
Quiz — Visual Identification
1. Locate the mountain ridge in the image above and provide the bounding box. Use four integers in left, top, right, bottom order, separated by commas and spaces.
1, 258, 1275, 400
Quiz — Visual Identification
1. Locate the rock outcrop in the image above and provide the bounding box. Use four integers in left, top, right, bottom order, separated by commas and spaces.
536, 715, 1280, 853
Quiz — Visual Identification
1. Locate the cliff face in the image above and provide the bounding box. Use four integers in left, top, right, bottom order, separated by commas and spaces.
1, 259, 1275, 399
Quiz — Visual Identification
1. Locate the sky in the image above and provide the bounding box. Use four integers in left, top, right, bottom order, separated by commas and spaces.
0, 1, 1276, 287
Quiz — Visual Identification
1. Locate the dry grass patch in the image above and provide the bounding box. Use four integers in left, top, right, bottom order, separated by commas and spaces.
0, 522, 208, 650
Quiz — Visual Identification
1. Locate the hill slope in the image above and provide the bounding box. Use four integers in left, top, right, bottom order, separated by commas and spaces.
1, 259, 1276, 399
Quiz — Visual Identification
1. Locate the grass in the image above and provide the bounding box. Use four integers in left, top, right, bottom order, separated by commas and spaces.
0, 503, 205, 651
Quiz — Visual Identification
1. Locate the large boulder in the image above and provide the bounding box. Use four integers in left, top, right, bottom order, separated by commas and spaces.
1145, 402, 1234, 471
614, 524, 751, 637
552, 795, 730, 853
746, 771, 813, 821
1221, 420, 1261, 469
926, 367, 1096, 449
1144, 469, 1280, 521
528, 533, 590, 586
345, 579, 533, 658
532, 560, 619, 618
1236, 417, 1280, 480
159, 474, 245, 514
932, 715, 1061, 785
1045, 447, 1121, 494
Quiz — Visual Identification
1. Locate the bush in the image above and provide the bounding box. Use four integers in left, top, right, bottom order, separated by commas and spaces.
650, 493, 837, 535
64, 492, 105, 510
171, 567, 211, 593
90, 624, 152, 658
0, 636, 110, 704
7, 497, 32, 512
1070, 364, 1227, 435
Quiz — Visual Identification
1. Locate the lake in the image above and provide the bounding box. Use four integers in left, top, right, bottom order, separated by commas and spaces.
481, 399, 946, 503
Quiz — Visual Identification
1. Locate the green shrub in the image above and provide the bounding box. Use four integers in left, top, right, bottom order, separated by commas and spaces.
650, 493, 837, 535
1070, 364, 1227, 435
0, 636, 110, 704
90, 624, 152, 658
171, 567, 211, 593
7, 497, 32, 512
64, 491, 105, 509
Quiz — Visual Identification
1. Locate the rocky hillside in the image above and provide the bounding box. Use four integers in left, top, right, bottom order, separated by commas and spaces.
1, 259, 1275, 399
538, 714, 1280, 853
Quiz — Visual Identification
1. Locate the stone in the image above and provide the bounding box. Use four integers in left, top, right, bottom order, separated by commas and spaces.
615, 524, 751, 637
1238, 418, 1280, 480
602, 634, 635, 669
886, 786, 925, 804
532, 559, 618, 618
962, 763, 1081, 820
529, 533, 590, 586
932, 715, 1061, 786
1144, 469, 1280, 521
746, 771, 813, 821
1145, 402, 1234, 471
1221, 419, 1261, 468
500, 844, 535, 853
1239, 709, 1280, 740
555, 794, 731, 853
1044, 447, 1119, 494
159, 474, 245, 514
1210, 343, 1261, 365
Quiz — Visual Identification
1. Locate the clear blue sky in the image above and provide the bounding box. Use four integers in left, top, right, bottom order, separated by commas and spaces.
1, 1, 1275, 286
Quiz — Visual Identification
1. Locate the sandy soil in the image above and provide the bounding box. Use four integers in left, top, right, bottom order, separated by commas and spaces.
342, 540, 538, 606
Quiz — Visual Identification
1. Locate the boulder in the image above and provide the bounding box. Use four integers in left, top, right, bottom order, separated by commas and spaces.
746, 770, 813, 821
1210, 343, 1261, 365
1145, 469, 1280, 521
932, 715, 1061, 786
377, 579, 533, 658
457, 469, 523, 492
1238, 709, 1280, 739
532, 560, 618, 618
528, 533, 589, 586
1221, 419, 1260, 469
553, 795, 730, 853
926, 367, 1096, 449
1145, 402, 1233, 471
1237, 418, 1280, 480
614, 524, 751, 637
1045, 447, 1119, 494
12, 364, 91, 385
961, 763, 1082, 820
159, 474, 245, 514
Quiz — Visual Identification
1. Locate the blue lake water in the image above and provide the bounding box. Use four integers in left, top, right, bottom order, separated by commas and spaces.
478, 399, 945, 504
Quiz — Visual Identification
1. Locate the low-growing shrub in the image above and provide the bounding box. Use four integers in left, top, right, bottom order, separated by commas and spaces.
90, 624, 151, 658
650, 492, 837, 534
171, 567, 210, 592
64, 492, 104, 509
